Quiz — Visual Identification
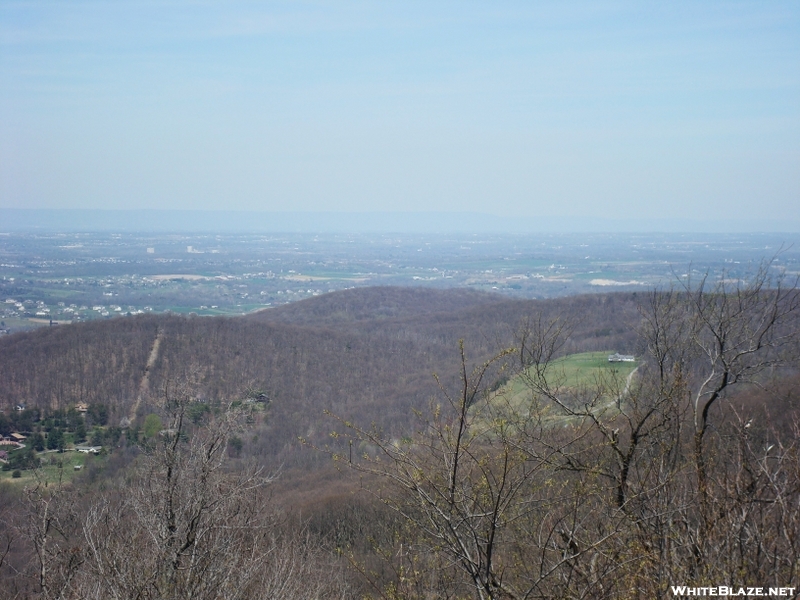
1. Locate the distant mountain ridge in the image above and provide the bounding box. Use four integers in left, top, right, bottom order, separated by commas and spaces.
247, 287, 502, 327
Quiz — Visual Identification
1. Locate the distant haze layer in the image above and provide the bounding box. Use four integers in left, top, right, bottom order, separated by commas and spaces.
2, 209, 799, 234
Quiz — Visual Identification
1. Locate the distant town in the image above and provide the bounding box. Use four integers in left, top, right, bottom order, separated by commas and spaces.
1, 231, 797, 333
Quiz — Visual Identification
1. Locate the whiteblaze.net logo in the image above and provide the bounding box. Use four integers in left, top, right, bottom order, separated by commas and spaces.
670, 587, 796, 597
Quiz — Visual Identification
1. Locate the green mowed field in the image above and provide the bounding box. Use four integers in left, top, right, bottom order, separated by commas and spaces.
1, 316, 43, 332
492, 351, 639, 409
1, 450, 99, 486
549, 351, 638, 388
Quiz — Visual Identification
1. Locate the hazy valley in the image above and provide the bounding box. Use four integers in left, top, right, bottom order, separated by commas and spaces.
2, 231, 797, 334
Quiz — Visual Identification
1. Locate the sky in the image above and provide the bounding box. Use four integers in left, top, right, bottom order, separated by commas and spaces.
1, 1, 798, 227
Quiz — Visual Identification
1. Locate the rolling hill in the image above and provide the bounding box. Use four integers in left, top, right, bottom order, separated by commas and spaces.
0, 287, 643, 466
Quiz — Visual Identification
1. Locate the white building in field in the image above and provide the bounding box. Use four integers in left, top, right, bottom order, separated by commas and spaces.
608, 353, 635, 362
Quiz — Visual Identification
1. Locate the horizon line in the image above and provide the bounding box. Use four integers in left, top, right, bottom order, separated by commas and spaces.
1, 208, 798, 235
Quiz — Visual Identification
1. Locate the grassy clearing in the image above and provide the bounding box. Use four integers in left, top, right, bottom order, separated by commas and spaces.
0, 450, 96, 486
485, 351, 638, 418
548, 351, 638, 388
1, 316, 42, 332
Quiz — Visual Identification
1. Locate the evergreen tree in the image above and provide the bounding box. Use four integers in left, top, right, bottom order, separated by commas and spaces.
74, 421, 87, 444
47, 428, 65, 452
30, 432, 45, 452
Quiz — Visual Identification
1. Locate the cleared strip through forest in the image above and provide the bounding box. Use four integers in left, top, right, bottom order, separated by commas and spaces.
129, 328, 163, 422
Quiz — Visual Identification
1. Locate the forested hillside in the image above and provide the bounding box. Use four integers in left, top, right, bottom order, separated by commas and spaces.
0, 288, 641, 463
3, 282, 798, 599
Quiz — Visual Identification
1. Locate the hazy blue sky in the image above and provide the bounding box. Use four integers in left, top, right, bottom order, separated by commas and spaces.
1, 1, 798, 224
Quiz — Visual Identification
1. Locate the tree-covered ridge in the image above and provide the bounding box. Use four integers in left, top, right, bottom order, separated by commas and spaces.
0, 289, 641, 464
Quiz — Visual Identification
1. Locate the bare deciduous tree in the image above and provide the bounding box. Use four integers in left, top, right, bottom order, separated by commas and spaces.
677, 265, 800, 496
326, 342, 624, 599
20, 475, 85, 600
327, 262, 800, 599
76, 376, 348, 600
13, 375, 349, 600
